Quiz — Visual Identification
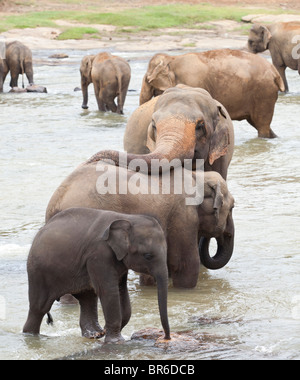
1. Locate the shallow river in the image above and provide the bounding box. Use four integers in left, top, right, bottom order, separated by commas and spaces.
0, 48, 299, 360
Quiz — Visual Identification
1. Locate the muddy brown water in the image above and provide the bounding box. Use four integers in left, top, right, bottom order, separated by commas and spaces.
0, 49, 299, 360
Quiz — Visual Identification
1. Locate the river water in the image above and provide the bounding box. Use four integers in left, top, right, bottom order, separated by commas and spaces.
0, 49, 299, 360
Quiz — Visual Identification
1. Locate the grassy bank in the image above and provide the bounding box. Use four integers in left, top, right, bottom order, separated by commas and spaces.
0, 3, 299, 39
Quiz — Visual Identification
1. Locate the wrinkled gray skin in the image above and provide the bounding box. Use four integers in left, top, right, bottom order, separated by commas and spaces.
88, 85, 234, 180
0, 41, 34, 92
23, 208, 170, 343
80, 52, 131, 114
46, 165, 235, 288
248, 22, 300, 92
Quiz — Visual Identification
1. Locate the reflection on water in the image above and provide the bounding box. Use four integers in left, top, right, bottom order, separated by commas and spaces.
0, 50, 299, 360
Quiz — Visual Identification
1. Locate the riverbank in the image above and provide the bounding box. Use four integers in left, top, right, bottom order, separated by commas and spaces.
1, 1, 300, 52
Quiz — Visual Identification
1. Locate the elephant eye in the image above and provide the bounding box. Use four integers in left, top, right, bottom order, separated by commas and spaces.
144, 253, 153, 261
196, 120, 206, 135
152, 121, 157, 130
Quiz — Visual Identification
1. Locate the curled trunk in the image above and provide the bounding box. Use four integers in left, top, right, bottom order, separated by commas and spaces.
199, 214, 235, 270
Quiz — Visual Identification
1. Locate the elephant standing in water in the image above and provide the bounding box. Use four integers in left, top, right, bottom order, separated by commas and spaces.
139, 49, 285, 138
0, 41, 34, 92
46, 167, 235, 289
23, 208, 170, 342
80, 52, 131, 114
248, 22, 300, 92
88, 85, 234, 180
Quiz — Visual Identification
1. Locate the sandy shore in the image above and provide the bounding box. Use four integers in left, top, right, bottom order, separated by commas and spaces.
1, 20, 248, 52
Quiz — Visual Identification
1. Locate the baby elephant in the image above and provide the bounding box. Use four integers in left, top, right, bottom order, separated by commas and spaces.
23, 208, 170, 343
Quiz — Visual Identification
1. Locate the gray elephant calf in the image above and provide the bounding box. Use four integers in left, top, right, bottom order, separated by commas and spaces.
23, 208, 170, 343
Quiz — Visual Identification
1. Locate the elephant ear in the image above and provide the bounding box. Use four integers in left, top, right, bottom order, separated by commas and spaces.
208, 103, 230, 166
140, 74, 156, 105
146, 55, 175, 87
101, 220, 132, 261
146, 122, 157, 152
260, 25, 272, 50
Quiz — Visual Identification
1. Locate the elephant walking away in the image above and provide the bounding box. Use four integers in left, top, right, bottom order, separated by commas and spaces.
23, 208, 170, 343
46, 165, 235, 289
88, 85, 234, 180
80, 52, 131, 114
0, 41, 34, 92
139, 49, 285, 138
248, 22, 300, 92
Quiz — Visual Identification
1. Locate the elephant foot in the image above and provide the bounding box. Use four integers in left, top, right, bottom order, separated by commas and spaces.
104, 333, 125, 344
82, 327, 105, 340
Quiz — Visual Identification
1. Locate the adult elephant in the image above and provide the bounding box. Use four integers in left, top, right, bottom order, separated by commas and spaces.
46, 165, 235, 288
80, 52, 131, 114
88, 85, 234, 180
248, 22, 300, 92
139, 49, 285, 138
0, 41, 34, 92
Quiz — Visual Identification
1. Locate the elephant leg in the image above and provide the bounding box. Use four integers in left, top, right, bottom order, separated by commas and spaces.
102, 87, 117, 113
93, 81, 105, 111
9, 67, 19, 88
168, 230, 200, 288
119, 273, 131, 330
248, 96, 277, 138
117, 82, 129, 115
73, 290, 105, 339
23, 272, 57, 335
25, 62, 34, 85
23, 292, 55, 335
86, 260, 124, 343
276, 65, 289, 93
23, 309, 47, 335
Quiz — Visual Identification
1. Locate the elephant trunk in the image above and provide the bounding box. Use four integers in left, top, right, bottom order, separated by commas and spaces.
86, 117, 196, 173
199, 213, 235, 270
81, 80, 89, 109
0, 64, 3, 93
155, 271, 171, 340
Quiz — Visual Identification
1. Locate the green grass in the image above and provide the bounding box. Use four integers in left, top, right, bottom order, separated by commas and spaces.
0, 4, 299, 36
57, 26, 100, 40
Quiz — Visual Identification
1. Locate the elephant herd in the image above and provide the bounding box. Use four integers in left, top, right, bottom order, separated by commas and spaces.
13, 21, 300, 342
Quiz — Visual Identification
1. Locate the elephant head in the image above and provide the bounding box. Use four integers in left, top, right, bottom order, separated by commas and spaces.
140, 53, 175, 105
248, 24, 272, 54
102, 216, 170, 340
87, 85, 231, 177
80, 55, 95, 109
198, 172, 235, 270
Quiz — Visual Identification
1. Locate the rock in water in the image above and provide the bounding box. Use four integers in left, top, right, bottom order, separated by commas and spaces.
26, 85, 48, 93
131, 328, 207, 352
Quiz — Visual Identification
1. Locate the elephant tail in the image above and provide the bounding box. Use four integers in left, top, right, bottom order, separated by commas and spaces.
110, 58, 124, 111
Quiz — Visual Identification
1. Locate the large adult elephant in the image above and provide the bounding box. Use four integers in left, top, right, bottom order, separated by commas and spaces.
248, 22, 300, 92
80, 52, 131, 114
88, 85, 234, 180
0, 41, 34, 92
139, 49, 285, 138
46, 165, 235, 288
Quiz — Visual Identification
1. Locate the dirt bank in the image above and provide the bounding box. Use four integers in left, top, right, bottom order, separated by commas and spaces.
1, 0, 300, 52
